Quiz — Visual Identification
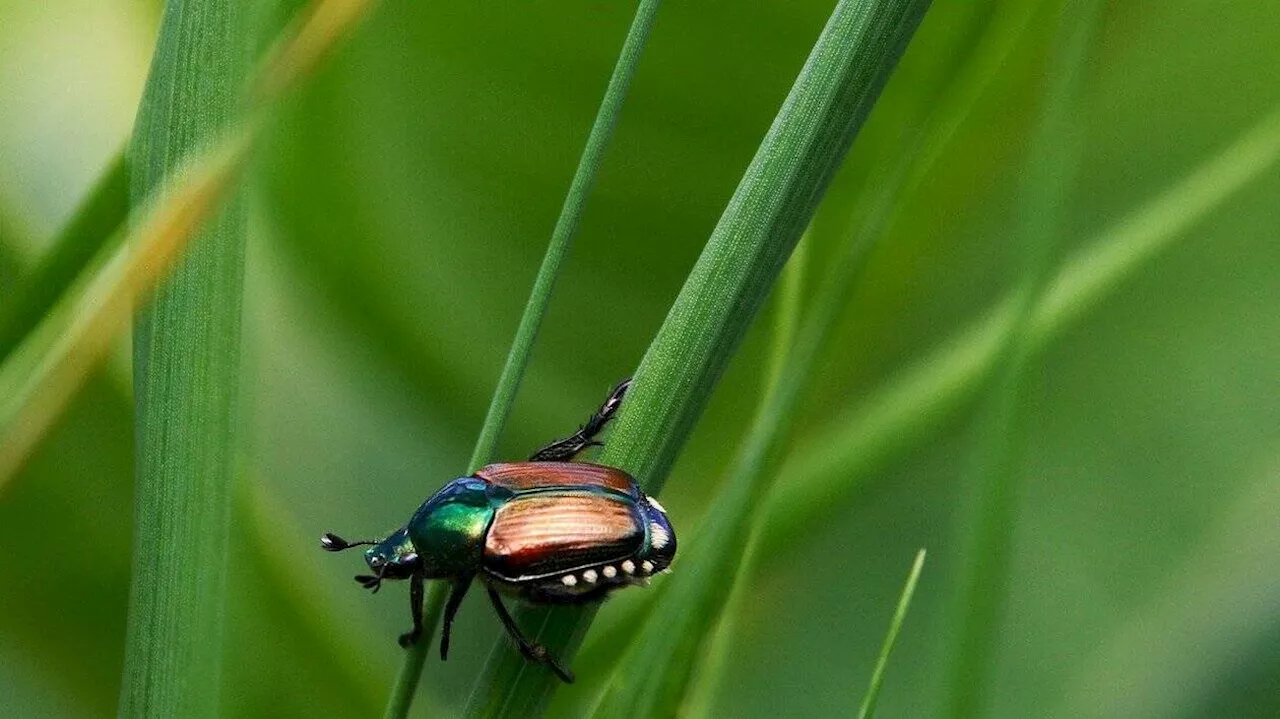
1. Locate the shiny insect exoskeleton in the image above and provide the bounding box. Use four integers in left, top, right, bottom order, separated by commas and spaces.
321, 379, 676, 682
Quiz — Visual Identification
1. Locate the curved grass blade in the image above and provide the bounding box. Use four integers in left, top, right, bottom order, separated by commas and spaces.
680, 238, 808, 719
758, 99, 1280, 559
572, 0, 1049, 676
857, 549, 927, 719
464, 1, 932, 716
0, 152, 128, 361
589, 146, 913, 719
0, 0, 383, 490
0, 132, 253, 491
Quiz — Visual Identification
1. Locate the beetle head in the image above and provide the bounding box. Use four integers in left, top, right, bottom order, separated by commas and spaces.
320, 527, 419, 593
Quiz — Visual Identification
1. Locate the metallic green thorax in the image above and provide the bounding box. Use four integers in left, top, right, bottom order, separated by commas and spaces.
405, 478, 510, 578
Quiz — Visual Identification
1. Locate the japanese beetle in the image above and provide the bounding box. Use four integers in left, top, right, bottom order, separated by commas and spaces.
321, 379, 675, 682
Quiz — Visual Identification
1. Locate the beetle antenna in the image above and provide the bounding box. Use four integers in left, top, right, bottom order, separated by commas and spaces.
321, 532, 378, 552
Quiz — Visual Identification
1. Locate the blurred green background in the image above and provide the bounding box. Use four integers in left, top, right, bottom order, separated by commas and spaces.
3, 1, 1279, 717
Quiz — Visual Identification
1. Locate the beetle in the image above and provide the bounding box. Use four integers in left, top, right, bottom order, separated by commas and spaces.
320, 379, 675, 682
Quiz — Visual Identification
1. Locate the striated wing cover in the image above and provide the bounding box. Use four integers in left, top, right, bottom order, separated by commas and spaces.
483, 493, 642, 580
476, 462, 637, 496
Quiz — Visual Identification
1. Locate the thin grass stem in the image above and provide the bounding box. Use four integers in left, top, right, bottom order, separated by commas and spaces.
857, 549, 927, 719
381, 3, 665, 717
463, 1, 933, 715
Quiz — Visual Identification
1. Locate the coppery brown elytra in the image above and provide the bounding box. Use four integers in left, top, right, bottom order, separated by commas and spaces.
321, 379, 676, 682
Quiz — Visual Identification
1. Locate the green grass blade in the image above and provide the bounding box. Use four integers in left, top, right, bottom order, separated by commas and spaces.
119, 1, 382, 716
570, 0, 1046, 669
0, 135, 254, 491
0, 1, 380, 714
595, 0, 1053, 709
589, 126, 911, 719
762, 233, 808, 399
0, 0, 381, 491
758, 98, 1280, 559
947, 4, 1100, 715
857, 549, 927, 719
588, 36, 927, 719
0, 152, 128, 361
680, 234, 808, 719
468, 0, 663, 474
592, 0, 931, 498
120, 0, 253, 715
380, 4, 664, 717
463, 1, 931, 716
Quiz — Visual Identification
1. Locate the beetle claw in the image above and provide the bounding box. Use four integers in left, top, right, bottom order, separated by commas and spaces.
355, 574, 383, 592
523, 643, 575, 683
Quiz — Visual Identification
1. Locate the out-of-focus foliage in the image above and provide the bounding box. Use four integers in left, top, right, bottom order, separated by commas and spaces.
2, 1, 1279, 718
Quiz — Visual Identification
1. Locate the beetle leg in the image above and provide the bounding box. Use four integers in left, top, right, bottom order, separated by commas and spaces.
529, 378, 631, 462
398, 573, 425, 648
439, 577, 473, 661
485, 587, 576, 683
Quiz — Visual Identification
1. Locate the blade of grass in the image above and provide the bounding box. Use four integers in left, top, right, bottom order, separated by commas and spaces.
857, 549, 927, 719
467, 0, 664, 474
674, 6, 1050, 711
0, 2, 383, 715
119, 1, 381, 716
578, 1, 1083, 707
464, 2, 932, 716
120, 2, 254, 716
0, 0, 383, 490
380, 4, 664, 718
758, 98, 1280, 559
590, 144, 914, 719
679, 236, 809, 719
0, 132, 253, 491
947, 4, 1100, 715
0, 151, 129, 361
597, 0, 1065, 709
573, 0, 1047, 671
589, 68, 925, 719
